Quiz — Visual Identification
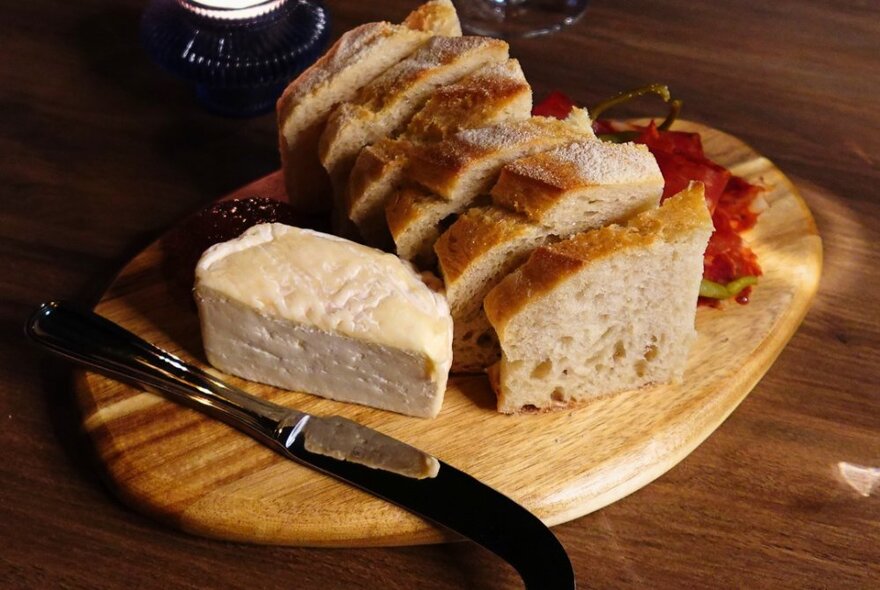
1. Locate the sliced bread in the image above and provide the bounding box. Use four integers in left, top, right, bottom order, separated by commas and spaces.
319, 36, 510, 211
435, 207, 546, 371
276, 0, 461, 214
347, 59, 532, 247
403, 58, 532, 142
484, 183, 714, 413
435, 140, 664, 372
490, 141, 664, 231
347, 138, 413, 247
386, 111, 595, 264
385, 184, 453, 265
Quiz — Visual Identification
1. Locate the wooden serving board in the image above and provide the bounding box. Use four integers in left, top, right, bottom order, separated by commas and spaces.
76, 122, 822, 547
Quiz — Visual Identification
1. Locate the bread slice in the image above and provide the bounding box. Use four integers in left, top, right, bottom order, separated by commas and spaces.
435, 140, 664, 371
346, 138, 413, 247
484, 183, 714, 413
407, 108, 594, 202
403, 58, 532, 142
400, 0, 462, 35
435, 207, 546, 371
490, 141, 664, 231
385, 184, 454, 265
319, 36, 510, 211
347, 59, 532, 247
386, 111, 595, 264
276, 0, 461, 214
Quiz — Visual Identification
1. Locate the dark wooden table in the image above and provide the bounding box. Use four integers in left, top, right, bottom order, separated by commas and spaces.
2, 1, 878, 588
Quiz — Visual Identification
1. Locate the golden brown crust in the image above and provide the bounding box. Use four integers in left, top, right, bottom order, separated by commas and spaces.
353, 37, 509, 114
406, 117, 590, 200
402, 0, 462, 35
484, 183, 712, 336
277, 1, 460, 125
489, 163, 568, 221
434, 207, 534, 287
347, 59, 530, 221
405, 60, 530, 142
276, 22, 399, 127
275, 1, 462, 213
346, 58, 531, 243
490, 141, 662, 222
385, 186, 435, 239
483, 245, 584, 338
346, 139, 411, 213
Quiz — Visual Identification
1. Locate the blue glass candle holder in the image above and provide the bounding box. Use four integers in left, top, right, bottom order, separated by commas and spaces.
141, 0, 331, 117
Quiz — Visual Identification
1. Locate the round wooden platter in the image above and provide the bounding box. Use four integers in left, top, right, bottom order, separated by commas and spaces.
76, 121, 822, 547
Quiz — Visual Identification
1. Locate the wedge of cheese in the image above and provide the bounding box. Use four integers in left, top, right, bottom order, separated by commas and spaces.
194, 223, 453, 418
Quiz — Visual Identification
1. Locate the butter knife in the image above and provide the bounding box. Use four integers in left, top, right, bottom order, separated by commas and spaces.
26, 301, 576, 589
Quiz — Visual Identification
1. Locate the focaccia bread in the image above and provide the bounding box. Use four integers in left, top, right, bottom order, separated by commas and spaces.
403, 58, 532, 142
386, 110, 595, 265
484, 183, 713, 413
436, 140, 663, 372
276, 0, 461, 214
346, 59, 532, 246
319, 35, 510, 223
435, 207, 546, 371
194, 223, 453, 418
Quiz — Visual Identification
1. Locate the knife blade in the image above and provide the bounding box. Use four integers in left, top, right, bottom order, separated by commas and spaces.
26, 301, 576, 589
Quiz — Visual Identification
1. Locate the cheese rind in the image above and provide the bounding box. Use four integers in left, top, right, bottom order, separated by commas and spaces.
195, 223, 452, 418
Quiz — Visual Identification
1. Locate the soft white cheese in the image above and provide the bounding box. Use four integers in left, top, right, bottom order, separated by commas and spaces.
194, 223, 453, 418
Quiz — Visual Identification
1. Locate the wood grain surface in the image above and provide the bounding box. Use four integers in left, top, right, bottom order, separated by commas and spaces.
3, 1, 879, 588
77, 122, 822, 546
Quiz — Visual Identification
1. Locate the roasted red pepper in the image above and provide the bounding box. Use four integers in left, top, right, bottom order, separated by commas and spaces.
532, 90, 576, 119
635, 121, 731, 213
532, 90, 765, 306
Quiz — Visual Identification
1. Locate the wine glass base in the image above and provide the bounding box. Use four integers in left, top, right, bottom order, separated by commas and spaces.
458, 0, 589, 38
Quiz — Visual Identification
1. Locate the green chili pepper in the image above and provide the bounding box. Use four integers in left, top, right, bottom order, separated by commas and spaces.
699, 276, 759, 299
596, 131, 640, 143
724, 276, 759, 297
657, 99, 683, 131
699, 279, 731, 299
590, 83, 672, 120
592, 83, 682, 142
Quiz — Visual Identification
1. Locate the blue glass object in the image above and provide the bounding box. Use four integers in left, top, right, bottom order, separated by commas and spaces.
141, 0, 331, 117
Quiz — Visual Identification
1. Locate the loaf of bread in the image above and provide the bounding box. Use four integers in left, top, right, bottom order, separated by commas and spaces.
346, 59, 532, 246
195, 223, 453, 418
386, 110, 595, 264
276, 0, 461, 214
319, 35, 510, 227
484, 183, 713, 413
436, 140, 664, 372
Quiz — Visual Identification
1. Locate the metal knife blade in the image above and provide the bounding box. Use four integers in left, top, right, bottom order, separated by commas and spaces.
26, 302, 576, 589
